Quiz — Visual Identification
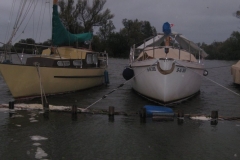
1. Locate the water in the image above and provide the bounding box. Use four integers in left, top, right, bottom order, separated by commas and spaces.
0, 58, 240, 159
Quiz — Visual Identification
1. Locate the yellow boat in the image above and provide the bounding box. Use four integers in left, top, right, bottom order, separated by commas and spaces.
0, 0, 108, 99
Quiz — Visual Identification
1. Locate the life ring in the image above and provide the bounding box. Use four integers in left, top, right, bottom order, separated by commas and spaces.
156, 61, 175, 75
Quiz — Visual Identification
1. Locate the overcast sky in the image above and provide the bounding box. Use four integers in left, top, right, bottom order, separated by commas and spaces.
0, 0, 239, 45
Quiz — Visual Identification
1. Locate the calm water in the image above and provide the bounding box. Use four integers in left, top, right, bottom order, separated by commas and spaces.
0, 57, 240, 159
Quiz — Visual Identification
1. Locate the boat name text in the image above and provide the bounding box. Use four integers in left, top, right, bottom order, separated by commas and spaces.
176, 67, 186, 73
147, 66, 156, 72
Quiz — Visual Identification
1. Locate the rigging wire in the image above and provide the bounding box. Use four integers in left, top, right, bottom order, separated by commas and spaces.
14, 0, 39, 43
36, 0, 44, 42
4, 0, 16, 44
38, 0, 48, 42
7, 0, 35, 44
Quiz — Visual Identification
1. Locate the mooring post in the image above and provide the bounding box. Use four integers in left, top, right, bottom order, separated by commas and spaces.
211, 110, 218, 125
71, 105, 78, 121
109, 106, 114, 116
178, 110, 184, 118
72, 105, 77, 115
140, 108, 146, 119
43, 102, 49, 119
9, 101, 15, 117
44, 102, 49, 113
140, 108, 146, 123
211, 111, 218, 119
108, 106, 114, 122
177, 110, 184, 125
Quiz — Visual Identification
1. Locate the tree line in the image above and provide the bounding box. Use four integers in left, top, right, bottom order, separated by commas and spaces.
200, 31, 240, 60
0, 0, 239, 60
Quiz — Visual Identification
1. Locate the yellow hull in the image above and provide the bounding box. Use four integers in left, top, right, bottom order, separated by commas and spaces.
0, 64, 105, 98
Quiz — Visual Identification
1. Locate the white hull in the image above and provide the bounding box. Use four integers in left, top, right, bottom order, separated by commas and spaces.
0, 64, 105, 98
131, 59, 204, 103
125, 32, 208, 104
231, 60, 240, 84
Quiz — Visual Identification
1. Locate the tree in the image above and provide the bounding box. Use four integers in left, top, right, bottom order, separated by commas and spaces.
58, 0, 83, 33
92, 20, 115, 53
120, 19, 156, 48
107, 32, 129, 57
201, 31, 240, 60
58, 0, 114, 33
235, 10, 240, 19
97, 20, 115, 41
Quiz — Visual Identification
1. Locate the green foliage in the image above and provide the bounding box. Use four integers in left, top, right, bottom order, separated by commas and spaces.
120, 19, 156, 47
58, 0, 114, 33
107, 32, 129, 57
202, 31, 240, 60
235, 10, 240, 19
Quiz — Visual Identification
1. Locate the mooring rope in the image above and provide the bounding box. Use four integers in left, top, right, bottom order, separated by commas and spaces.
84, 61, 158, 110
35, 63, 48, 106
175, 61, 240, 97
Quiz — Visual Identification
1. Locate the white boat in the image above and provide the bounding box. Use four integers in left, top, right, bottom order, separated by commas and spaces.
123, 23, 208, 105
231, 61, 240, 84
0, 0, 108, 99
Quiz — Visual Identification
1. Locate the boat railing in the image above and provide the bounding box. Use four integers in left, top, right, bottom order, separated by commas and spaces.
131, 42, 203, 64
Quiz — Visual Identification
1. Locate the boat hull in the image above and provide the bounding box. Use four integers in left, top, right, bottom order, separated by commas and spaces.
131, 59, 204, 104
0, 64, 105, 98
231, 60, 240, 84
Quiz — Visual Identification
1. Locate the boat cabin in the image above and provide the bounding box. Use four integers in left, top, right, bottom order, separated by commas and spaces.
26, 46, 108, 68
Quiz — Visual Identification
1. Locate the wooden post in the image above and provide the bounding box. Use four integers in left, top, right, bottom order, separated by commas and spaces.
177, 110, 184, 125
140, 108, 146, 123
177, 110, 184, 118
9, 101, 15, 117
43, 102, 49, 119
211, 111, 218, 125
44, 102, 49, 113
109, 106, 114, 116
72, 105, 77, 115
211, 111, 218, 119
71, 105, 78, 121
108, 106, 114, 122
140, 108, 146, 119
9, 101, 14, 109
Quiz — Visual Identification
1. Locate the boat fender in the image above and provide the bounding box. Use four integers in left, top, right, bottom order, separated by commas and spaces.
104, 70, 109, 84
122, 67, 134, 80
162, 22, 171, 35
203, 70, 208, 76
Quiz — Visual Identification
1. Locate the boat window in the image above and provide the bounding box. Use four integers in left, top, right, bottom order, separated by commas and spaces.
86, 54, 93, 64
57, 61, 70, 66
92, 53, 98, 64
73, 60, 82, 66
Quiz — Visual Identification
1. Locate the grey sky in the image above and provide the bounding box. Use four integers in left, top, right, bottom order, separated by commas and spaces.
0, 0, 239, 45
